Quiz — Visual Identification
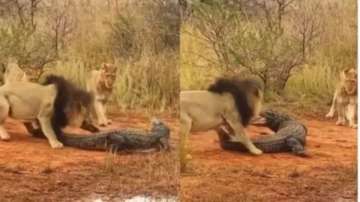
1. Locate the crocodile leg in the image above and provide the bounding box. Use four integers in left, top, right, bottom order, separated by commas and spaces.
286, 137, 308, 157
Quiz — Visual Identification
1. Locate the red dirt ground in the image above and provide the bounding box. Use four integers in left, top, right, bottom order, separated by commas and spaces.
0, 112, 179, 202
180, 118, 357, 202
0, 112, 357, 202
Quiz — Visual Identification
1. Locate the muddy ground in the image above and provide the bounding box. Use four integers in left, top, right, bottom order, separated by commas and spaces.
0, 112, 179, 202
180, 117, 357, 202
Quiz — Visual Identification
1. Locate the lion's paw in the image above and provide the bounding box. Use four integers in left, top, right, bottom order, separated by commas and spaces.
350, 124, 357, 129
325, 112, 334, 118
107, 119, 112, 125
50, 141, 64, 149
98, 121, 109, 127
0, 134, 10, 141
336, 120, 345, 126
250, 148, 263, 155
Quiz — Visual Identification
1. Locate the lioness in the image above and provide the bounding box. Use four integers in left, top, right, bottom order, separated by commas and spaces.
86, 63, 117, 126
0, 62, 28, 83
180, 77, 264, 169
0, 75, 93, 148
326, 68, 357, 128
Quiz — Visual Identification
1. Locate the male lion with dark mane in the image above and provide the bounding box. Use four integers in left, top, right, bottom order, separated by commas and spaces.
0, 75, 93, 148
326, 68, 357, 128
180, 77, 264, 168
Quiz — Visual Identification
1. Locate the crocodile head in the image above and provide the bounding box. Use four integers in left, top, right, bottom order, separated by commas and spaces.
259, 110, 293, 131
150, 118, 170, 150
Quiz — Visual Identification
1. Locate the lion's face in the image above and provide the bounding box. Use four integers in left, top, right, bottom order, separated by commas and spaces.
342, 68, 357, 95
98, 63, 117, 92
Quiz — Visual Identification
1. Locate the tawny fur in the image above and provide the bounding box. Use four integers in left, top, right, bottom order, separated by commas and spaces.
86, 63, 117, 127
0, 79, 60, 148
180, 77, 264, 170
1, 63, 94, 130
0, 62, 28, 83
326, 68, 357, 128
0, 72, 93, 148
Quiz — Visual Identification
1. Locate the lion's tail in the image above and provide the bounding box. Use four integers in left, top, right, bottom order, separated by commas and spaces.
42, 75, 93, 137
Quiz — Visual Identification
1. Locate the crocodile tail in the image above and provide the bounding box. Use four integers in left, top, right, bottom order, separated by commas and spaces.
42, 75, 93, 137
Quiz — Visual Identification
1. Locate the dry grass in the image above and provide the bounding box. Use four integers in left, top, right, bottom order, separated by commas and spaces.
180, 0, 356, 114
1, 0, 179, 112
40, 53, 179, 113
113, 52, 179, 112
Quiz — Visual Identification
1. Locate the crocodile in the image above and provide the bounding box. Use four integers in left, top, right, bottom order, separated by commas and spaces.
217, 110, 308, 156
24, 119, 170, 152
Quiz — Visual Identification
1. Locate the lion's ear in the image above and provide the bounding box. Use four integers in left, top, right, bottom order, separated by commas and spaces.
340, 69, 347, 80
343, 67, 356, 76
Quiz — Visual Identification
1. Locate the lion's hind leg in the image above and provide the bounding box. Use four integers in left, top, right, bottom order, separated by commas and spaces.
0, 95, 10, 140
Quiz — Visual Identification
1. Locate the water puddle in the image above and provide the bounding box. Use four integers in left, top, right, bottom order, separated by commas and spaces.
124, 195, 177, 202
82, 194, 178, 202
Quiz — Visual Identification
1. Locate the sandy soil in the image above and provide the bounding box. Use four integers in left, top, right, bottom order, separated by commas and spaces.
0, 112, 179, 202
180, 118, 357, 202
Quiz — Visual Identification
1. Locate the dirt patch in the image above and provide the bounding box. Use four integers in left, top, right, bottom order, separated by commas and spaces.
0, 112, 179, 202
180, 118, 357, 202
